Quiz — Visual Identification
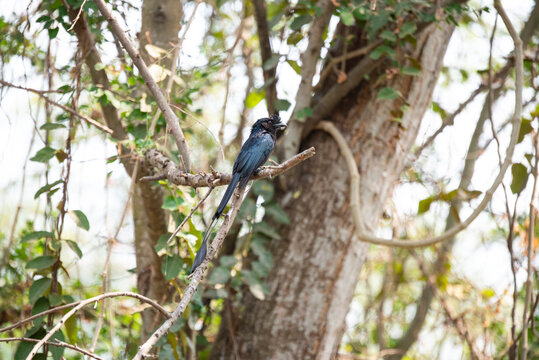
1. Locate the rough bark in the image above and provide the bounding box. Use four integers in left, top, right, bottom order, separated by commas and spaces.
210, 20, 456, 360
139, 0, 183, 68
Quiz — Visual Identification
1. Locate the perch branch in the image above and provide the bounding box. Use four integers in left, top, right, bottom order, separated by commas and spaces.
141, 147, 316, 187
92, 0, 191, 171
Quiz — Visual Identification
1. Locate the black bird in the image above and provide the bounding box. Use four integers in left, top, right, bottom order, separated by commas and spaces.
190, 114, 287, 273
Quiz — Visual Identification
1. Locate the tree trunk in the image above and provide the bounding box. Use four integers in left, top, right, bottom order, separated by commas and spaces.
134, 0, 182, 340
211, 20, 455, 360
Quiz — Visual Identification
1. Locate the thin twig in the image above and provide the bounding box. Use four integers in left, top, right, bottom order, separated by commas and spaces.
0, 337, 103, 360
90, 159, 140, 352
0, 79, 113, 134
66, 0, 88, 31
1, 129, 36, 270
25, 292, 170, 359
165, 187, 214, 248
413, 252, 487, 360
522, 124, 539, 360
93, 0, 191, 171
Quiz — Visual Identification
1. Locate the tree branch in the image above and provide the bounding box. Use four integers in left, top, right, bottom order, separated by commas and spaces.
92, 0, 192, 171
0, 79, 113, 134
141, 147, 316, 187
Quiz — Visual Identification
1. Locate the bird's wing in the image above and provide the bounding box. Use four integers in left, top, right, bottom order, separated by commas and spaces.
233, 132, 274, 180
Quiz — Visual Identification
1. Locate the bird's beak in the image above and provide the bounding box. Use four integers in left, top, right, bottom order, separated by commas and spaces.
276, 122, 287, 130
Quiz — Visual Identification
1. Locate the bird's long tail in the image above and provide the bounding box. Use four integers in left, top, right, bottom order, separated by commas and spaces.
190, 216, 218, 273
190, 174, 241, 273
214, 173, 241, 219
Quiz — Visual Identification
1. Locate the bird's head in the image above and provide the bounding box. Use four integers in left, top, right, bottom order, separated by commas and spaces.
251, 114, 287, 135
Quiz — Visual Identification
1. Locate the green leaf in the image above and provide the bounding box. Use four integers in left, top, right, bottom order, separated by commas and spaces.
48, 27, 59, 39
50, 330, 66, 360
245, 89, 265, 108
127, 76, 137, 86
340, 11, 355, 26
208, 266, 231, 285
161, 255, 183, 280
238, 198, 257, 219
263, 55, 280, 70
154, 233, 171, 253
26, 255, 56, 270
162, 195, 184, 211
510, 163, 528, 194
377, 87, 400, 100
402, 66, 421, 76
264, 203, 290, 224
297, 107, 313, 119
253, 180, 274, 201
254, 221, 281, 240
380, 30, 397, 42
15, 340, 34, 360
418, 196, 434, 214
287, 32, 304, 45
369, 45, 395, 60
21, 231, 54, 243
34, 179, 63, 199
30, 146, 56, 163
69, 210, 90, 231
286, 59, 301, 74
399, 22, 417, 38
481, 288, 496, 298
40, 123, 66, 130
290, 14, 312, 31
65, 240, 83, 258
32, 297, 50, 327
275, 99, 291, 111
94, 62, 106, 71
249, 282, 266, 300
29, 278, 52, 304
251, 238, 273, 269
518, 118, 532, 143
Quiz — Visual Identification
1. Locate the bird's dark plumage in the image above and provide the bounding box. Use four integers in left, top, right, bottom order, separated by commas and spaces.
190, 115, 287, 273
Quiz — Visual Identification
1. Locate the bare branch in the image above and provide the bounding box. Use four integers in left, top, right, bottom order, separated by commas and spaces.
0, 79, 113, 134
92, 0, 192, 171
0, 337, 103, 360
141, 147, 316, 187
